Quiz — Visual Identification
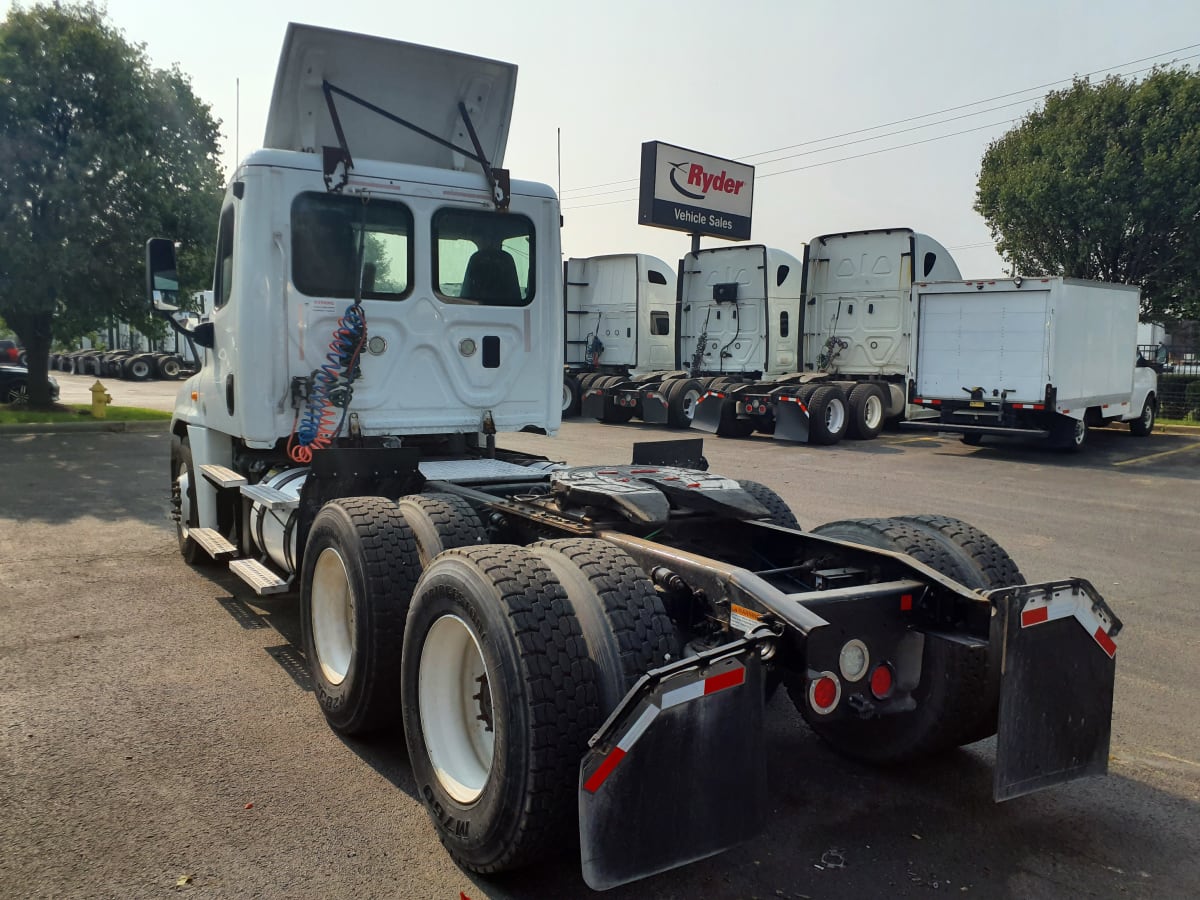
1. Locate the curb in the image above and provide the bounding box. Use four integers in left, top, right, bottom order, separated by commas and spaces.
1155, 424, 1200, 435
0, 420, 169, 436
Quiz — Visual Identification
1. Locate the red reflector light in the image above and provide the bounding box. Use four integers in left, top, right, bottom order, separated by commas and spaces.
913, 397, 924, 405
900, 593, 913, 611
930, 399, 942, 406
870, 664, 894, 699
811, 675, 839, 711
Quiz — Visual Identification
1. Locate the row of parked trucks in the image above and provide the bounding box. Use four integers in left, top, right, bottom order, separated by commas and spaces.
146, 24, 1125, 892
567, 233, 1158, 451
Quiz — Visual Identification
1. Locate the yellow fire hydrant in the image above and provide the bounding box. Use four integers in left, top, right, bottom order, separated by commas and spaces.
90, 380, 112, 419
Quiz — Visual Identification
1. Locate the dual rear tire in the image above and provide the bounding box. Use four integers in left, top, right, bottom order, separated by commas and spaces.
301, 495, 681, 875
798, 515, 1022, 762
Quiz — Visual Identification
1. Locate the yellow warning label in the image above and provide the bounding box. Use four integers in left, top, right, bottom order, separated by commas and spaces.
730, 603, 763, 633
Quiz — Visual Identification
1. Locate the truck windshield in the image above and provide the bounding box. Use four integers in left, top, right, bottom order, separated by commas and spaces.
433, 208, 534, 306
291, 192, 413, 300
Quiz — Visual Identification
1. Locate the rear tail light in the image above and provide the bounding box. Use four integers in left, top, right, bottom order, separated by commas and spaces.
808, 672, 841, 715
869, 664, 894, 699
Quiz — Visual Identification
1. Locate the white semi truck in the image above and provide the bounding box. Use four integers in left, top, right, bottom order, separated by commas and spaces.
688, 230, 961, 443
561, 253, 678, 420
901, 277, 1158, 450
147, 24, 1125, 891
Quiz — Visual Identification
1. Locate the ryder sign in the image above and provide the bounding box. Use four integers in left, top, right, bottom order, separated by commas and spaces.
638, 141, 754, 241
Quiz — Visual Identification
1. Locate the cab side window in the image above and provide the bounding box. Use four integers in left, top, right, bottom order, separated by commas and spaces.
214, 204, 235, 309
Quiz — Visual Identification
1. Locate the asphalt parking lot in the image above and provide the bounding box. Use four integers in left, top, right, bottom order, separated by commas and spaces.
2, 399, 1198, 899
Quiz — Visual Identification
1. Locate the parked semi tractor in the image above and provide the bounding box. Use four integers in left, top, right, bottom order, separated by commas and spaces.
147, 24, 1123, 891
561, 253, 678, 420
581, 243, 808, 432
901, 276, 1157, 450
690, 229, 960, 443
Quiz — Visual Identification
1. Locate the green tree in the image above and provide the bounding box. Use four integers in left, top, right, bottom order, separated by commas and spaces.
975, 69, 1200, 322
0, 2, 224, 406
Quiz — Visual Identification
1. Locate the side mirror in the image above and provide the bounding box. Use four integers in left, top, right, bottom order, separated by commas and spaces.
145, 238, 180, 312
192, 322, 215, 349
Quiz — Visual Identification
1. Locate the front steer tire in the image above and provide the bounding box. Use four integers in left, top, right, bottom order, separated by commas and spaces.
300, 498, 420, 737
401, 545, 601, 874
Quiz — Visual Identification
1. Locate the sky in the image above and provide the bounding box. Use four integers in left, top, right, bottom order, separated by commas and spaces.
88, 0, 1200, 277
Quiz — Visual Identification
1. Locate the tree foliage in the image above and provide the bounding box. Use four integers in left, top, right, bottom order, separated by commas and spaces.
975, 68, 1200, 323
0, 2, 224, 405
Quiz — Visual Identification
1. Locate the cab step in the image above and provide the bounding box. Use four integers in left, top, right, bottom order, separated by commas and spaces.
199, 464, 247, 489
186, 527, 237, 560
240, 483, 299, 511
229, 558, 291, 596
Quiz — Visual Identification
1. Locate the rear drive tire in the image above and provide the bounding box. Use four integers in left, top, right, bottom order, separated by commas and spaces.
562, 375, 582, 418
300, 497, 420, 737
665, 377, 702, 429
847, 383, 885, 440
528, 539, 681, 712
893, 515, 1024, 746
401, 546, 601, 873
796, 518, 993, 763
961, 433, 983, 446
396, 493, 487, 568
806, 385, 849, 444
736, 479, 801, 530
1050, 415, 1088, 452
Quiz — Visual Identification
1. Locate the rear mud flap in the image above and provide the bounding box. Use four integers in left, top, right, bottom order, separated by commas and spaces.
690, 392, 728, 434
773, 397, 810, 443
640, 389, 669, 424
581, 388, 607, 419
579, 643, 767, 891
991, 579, 1121, 801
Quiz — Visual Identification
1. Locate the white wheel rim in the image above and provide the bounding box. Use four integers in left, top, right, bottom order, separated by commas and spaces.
826, 398, 846, 432
1074, 420, 1086, 444
562, 382, 572, 411
682, 388, 701, 420
1143, 404, 1153, 427
864, 394, 884, 429
310, 547, 355, 686
419, 614, 495, 804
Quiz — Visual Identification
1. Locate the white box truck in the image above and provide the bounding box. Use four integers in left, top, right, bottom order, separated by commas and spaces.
902, 277, 1158, 449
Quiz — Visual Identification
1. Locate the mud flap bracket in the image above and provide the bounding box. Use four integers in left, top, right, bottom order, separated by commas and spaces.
579, 636, 768, 890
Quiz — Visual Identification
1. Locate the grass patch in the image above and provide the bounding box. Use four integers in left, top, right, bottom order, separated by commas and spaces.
0, 403, 170, 425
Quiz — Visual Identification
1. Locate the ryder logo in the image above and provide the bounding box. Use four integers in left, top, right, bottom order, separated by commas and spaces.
668, 161, 747, 202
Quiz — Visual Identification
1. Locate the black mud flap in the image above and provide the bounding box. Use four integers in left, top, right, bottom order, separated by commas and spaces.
640, 388, 670, 424
991, 579, 1122, 801
582, 386, 607, 419
690, 391, 728, 434
579, 642, 767, 891
772, 395, 810, 443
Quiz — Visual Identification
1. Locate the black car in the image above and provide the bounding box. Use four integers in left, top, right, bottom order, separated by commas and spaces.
0, 364, 60, 404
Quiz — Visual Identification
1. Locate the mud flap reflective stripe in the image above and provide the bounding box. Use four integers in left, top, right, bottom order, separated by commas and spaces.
773, 395, 810, 443
991, 579, 1121, 801
640, 389, 669, 424
690, 391, 727, 434
579, 644, 765, 891
581, 387, 607, 419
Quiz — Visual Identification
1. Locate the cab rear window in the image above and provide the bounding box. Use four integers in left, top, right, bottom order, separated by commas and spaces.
292, 193, 413, 300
